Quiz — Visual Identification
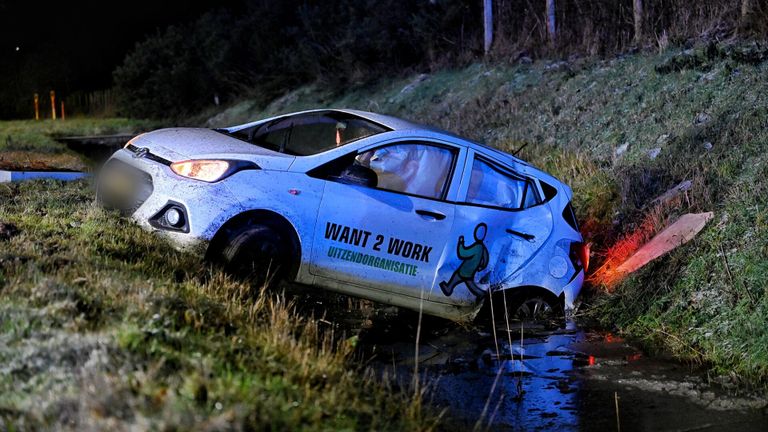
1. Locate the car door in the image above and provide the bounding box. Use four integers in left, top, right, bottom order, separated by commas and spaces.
431, 150, 553, 305
310, 140, 465, 300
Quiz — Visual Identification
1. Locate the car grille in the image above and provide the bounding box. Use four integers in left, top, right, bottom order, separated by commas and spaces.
97, 159, 154, 216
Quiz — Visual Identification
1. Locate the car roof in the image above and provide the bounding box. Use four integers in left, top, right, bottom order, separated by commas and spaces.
230, 108, 437, 133
229, 108, 536, 168
324, 110, 533, 165
332, 109, 428, 131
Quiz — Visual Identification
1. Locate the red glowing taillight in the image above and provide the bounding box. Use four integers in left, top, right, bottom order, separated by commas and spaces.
570, 242, 590, 273
580, 242, 590, 272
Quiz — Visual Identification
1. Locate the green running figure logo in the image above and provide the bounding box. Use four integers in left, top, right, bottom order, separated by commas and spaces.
439, 223, 489, 298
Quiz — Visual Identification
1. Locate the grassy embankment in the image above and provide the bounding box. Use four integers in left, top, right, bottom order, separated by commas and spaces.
0, 180, 437, 430
0, 118, 156, 171
212, 42, 768, 383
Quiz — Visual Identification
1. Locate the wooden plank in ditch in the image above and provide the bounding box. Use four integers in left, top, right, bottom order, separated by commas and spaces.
616, 212, 714, 274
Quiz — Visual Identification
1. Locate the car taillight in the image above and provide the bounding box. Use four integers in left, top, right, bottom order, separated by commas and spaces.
569, 242, 590, 272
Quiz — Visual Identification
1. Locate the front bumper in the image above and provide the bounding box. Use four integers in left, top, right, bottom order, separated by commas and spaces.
100, 149, 244, 254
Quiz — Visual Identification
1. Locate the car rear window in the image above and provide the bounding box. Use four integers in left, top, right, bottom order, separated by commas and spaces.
563, 202, 580, 231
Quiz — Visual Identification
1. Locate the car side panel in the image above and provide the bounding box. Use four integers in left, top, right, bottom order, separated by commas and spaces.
310, 182, 455, 298
429, 148, 576, 307
431, 202, 554, 305
220, 169, 325, 284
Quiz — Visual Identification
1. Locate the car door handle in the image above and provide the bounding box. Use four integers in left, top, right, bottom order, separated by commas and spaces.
415, 209, 446, 221
506, 228, 535, 241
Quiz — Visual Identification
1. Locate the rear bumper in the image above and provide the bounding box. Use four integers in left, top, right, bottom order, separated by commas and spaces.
562, 269, 585, 312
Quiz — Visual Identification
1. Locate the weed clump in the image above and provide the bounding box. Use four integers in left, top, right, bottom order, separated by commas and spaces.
0, 222, 19, 241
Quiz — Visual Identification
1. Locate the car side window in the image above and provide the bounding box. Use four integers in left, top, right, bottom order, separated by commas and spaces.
350, 143, 455, 200
465, 158, 540, 210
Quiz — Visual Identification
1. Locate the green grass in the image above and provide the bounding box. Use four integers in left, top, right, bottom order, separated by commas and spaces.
0, 118, 159, 171
0, 180, 438, 430
592, 152, 768, 382
0, 118, 155, 153
211, 41, 768, 383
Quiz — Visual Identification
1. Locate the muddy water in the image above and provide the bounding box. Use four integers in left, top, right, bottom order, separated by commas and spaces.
391, 322, 768, 431
290, 290, 767, 431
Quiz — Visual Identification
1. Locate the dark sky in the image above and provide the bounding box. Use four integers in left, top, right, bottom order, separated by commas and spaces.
0, 0, 235, 111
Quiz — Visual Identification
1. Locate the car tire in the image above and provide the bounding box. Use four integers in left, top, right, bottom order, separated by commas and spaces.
482, 290, 564, 329
513, 297, 557, 321
217, 223, 290, 288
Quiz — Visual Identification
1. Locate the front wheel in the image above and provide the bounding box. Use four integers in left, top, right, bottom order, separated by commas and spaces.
216, 223, 290, 288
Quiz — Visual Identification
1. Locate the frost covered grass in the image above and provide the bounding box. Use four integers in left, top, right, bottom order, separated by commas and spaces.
0, 180, 439, 430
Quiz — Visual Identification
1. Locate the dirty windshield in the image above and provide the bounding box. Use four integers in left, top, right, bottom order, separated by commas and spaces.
227, 112, 389, 156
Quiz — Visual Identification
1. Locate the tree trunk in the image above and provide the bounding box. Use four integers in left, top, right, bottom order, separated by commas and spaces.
546, 0, 556, 43
484, 0, 493, 55
741, 0, 754, 34
742, 0, 753, 18
633, 0, 643, 43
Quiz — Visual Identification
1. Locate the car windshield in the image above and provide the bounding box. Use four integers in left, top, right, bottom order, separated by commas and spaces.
224, 112, 389, 156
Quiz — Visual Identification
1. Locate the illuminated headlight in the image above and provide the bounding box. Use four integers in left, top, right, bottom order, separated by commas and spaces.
165, 208, 182, 227
171, 160, 232, 182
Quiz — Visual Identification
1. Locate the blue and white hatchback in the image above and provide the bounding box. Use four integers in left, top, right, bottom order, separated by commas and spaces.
98, 109, 587, 322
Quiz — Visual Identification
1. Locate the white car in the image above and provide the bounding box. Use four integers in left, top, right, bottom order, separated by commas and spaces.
98, 109, 587, 322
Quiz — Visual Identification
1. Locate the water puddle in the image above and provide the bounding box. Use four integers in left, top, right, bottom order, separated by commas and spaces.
56, 135, 133, 166
0, 170, 89, 183
389, 322, 767, 431
404, 324, 768, 431
288, 288, 768, 431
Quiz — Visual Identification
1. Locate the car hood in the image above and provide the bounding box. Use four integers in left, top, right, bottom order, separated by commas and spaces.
128, 128, 295, 170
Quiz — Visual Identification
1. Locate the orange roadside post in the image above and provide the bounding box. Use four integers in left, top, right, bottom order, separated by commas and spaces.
50, 90, 57, 120
61, 100, 66, 120
33, 93, 40, 120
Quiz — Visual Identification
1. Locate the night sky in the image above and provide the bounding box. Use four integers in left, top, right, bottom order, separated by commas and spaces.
0, 0, 236, 114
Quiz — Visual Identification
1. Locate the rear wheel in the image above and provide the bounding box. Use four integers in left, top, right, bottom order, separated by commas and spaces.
480, 289, 564, 330
216, 223, 290, 288
513, 297, 557, 321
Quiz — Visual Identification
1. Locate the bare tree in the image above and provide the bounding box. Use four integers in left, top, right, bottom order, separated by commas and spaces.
484, 0, 493, 55
634, 0, 643, 43
742, 0, 753, 18
546, 0, 556, 43
741, 0, 754, 33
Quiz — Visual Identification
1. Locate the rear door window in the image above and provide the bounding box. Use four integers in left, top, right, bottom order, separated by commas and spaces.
465, 158, 539, 210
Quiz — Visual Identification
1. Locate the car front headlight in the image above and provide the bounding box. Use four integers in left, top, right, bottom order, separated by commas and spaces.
170, 160, 235, 182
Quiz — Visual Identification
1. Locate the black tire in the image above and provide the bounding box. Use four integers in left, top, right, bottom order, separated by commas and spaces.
216, 223, 290, 288
481, 290, 564, 329
512, 297, 559, 321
